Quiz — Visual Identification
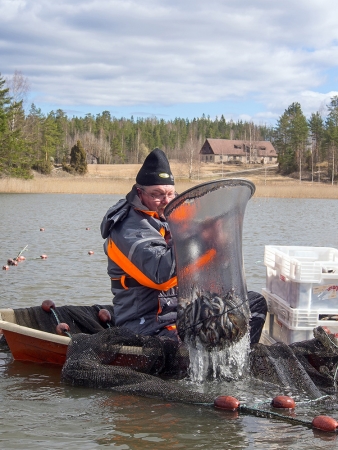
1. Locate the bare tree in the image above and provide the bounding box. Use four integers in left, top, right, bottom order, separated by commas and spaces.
6, 70, 30, 132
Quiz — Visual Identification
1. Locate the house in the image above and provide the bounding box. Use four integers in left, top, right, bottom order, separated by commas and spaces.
200, 139, 278, 164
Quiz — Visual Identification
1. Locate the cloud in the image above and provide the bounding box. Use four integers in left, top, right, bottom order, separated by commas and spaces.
1, 0, 338, 123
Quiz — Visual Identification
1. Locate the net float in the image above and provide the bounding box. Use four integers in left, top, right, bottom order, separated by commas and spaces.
322, 326, 332, 334
16, 256, 26, 261
56, 323, 70, 336
41, 300, 56, 312
2, 265, 9, 270
86, 227, 90, 230
98, 309, 112, 324
40, 228, 45, 231
40, 255, 48, 259
88, 251, 94, 255
7, 259, 17, 266
312, 415, 338, 432
214, 396, 240, 411
271, 396, 296, 409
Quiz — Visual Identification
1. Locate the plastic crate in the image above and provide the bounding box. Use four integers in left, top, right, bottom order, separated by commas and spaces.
264, 245, 338, 308
262, 288, 338, 345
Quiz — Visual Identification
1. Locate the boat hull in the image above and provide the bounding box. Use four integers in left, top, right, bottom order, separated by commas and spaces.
0, 318, 157, 368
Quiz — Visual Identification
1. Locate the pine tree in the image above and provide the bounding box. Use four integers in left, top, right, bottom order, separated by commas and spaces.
0, 73, 32, 178
63, 140, 88, 174
274, 102, 308, 176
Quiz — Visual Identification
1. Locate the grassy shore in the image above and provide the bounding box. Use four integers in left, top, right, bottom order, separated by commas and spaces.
1, 163, 337, 198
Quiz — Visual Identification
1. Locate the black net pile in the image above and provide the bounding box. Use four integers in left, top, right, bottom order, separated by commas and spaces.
61, 327, 215, 404
13, 304, 116, 335
3, 303, 338, 403
250, 326, 338, 398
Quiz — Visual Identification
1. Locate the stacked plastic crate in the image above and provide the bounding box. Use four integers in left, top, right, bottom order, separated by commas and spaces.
262, 246, 338, 344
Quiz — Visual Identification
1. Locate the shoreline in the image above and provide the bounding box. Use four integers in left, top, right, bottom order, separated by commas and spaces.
1, 176, 338, 198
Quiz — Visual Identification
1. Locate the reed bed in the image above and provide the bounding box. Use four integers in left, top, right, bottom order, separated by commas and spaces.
1, 176, 338, 198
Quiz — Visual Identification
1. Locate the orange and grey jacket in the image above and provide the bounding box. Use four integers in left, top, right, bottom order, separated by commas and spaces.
100, 185, 178, 336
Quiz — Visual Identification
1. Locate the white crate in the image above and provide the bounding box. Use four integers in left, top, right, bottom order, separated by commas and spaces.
262, 288, 338, 345
264, 245, 338, 308
264, 312, 316, 345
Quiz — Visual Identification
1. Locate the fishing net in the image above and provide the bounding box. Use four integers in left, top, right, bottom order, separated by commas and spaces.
61, 326, 215, 404
250, 326, 338, 397
1, 303, 338, 409
12, 304, 115, 334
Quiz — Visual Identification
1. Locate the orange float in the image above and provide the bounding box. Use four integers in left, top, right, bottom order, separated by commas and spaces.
312, 415, 338, 432
214, 396, 240, 411
271, 396, 296, 409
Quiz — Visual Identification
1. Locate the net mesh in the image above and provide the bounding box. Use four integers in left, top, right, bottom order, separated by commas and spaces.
61, 327, 214, 404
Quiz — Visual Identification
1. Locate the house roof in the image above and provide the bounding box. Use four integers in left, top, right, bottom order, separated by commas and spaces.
201, 138, 277, 157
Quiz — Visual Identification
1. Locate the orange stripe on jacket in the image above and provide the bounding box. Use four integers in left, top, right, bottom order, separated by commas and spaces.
107, 238, 177, 291
181, 248, 217, 277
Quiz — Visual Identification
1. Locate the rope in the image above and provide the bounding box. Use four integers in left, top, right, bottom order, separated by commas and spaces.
50, 308, 72, 338
239, 404, 314, 428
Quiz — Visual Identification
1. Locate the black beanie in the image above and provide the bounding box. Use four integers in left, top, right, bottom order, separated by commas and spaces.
136, 148, 175, 186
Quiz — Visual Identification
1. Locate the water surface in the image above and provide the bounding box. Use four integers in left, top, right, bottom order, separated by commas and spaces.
1, 193, 338, 449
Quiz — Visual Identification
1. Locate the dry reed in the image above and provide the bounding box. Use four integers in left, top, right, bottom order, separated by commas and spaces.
1, 176, 338, 198
0, 163, 337, 198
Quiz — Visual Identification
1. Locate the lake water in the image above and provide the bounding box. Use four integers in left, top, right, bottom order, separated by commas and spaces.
1, 193, 338, 449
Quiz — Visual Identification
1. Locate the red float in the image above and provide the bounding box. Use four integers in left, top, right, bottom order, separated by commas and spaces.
86, 227, 90, 230
40, 228, 45, 231
40, 255, 48, 259
214, 396, 240, 411
271, 395, 296, 409
16, 256, 26, 261
312, 415, 338, 432
2, 265, 9, 270
98, 309, 112, 324
56, 323, 70, 336
7, 259, 18, 266
41, 300, 56, 312
322, 326, 332, 334
88, 250, 94, 255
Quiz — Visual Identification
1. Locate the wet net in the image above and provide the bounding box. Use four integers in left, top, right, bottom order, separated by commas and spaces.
59, 320, 338, 402
61, 326, 214, 404
13, 304, 116, 335
1, 304, 338, 413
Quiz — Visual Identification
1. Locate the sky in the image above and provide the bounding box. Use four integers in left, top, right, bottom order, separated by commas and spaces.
1, 0, 338, 126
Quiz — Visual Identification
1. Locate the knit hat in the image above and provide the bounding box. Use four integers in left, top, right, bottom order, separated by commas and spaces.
136, 148, 175, 186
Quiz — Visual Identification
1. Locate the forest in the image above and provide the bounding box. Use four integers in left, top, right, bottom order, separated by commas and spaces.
1, 71, 338, 181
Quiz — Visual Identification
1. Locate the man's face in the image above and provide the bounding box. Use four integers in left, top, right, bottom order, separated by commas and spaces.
137, 185, 176, 217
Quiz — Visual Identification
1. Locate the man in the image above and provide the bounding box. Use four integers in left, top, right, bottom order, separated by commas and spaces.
101, 148, 179, 339
101, 148, 267, 344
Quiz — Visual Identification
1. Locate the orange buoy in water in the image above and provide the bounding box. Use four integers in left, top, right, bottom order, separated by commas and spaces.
86, 227, 90, 230
98, 309, 112, 324
88, 250, 94, 255
7, 259, 18, 266
41, 300, 56, 312
56, 323, 70, 336
214, 396, 240, 411
2, 265, 9, 270
40, 228, 45, 231
312, 415, 338, 432
271, 396, 296, 409
16, 255, 26, 261
40, 254, 48, 259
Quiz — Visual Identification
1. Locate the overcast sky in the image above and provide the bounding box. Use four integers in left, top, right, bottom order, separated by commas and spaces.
1, 0, 338, 125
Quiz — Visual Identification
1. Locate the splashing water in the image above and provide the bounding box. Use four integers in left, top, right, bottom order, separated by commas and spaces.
187, 333, 251, 383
